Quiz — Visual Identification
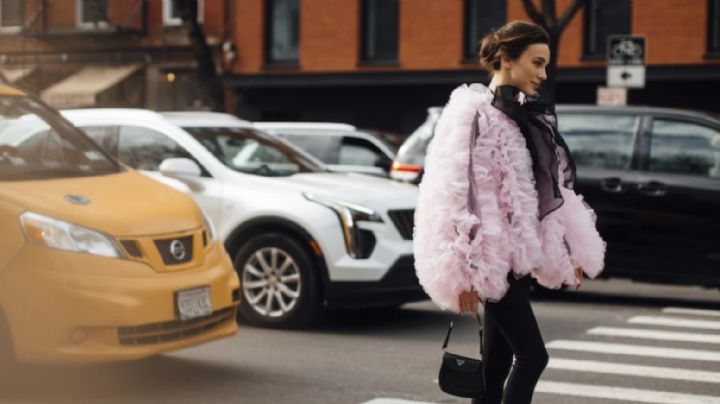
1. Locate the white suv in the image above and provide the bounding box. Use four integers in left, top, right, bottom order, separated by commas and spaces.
61, 110, 423, 328
254, 122, 396, 177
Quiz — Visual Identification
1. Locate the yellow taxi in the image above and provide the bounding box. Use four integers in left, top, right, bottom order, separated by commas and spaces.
0, 85, 240, 363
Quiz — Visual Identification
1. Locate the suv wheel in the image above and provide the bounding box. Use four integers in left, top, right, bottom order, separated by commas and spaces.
234, 233, 321, 328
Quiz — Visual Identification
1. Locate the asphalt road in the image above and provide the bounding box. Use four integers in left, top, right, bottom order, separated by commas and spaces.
2, 278, 720, 404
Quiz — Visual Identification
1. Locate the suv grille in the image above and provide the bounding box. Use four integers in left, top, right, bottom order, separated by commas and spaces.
154, 235, 194, 265
388, 209, 414, 240
118, 307, 235, 346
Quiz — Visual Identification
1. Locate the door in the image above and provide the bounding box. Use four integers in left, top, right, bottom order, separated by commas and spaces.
631, 117, 720, 285
557, 112, 644, 276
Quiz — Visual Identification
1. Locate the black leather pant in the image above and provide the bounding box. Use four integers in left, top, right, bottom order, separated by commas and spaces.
472, 275, 549, 404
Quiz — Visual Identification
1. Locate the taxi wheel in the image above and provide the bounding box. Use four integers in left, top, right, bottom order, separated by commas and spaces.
233, 233, 321, 329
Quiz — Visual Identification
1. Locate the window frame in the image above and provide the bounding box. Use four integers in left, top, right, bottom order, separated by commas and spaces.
75, 0, 109, 29
359, 0, 400, 65
264, 0, 301, 67
462, 0, 506, 63
0, 0, 24, 32
582, 0, 632, 60
162, 0, 204, 27
708, 0, 720, 57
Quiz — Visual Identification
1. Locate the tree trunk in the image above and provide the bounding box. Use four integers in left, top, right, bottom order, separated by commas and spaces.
520, 0, 585, 104
174, 0, 225, 111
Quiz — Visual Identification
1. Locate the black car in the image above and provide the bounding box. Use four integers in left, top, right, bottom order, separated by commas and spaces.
394, 105, 720, 290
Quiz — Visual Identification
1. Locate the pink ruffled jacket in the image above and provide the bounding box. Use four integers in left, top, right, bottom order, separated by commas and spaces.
413, 83, 605, 311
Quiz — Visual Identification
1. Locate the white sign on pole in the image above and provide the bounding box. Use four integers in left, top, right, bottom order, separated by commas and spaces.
606, 35, 646, 89
607, 66, 645, 88
597, 86, 628, 106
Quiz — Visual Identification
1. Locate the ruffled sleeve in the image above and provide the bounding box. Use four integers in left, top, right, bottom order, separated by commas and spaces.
413, 85, 498, 311
559, 187, 606, 279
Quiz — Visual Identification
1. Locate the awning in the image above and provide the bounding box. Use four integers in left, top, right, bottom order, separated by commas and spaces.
41, 64, 141, 108
0, 67, 36, 84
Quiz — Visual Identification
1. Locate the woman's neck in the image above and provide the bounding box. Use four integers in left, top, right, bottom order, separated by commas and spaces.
488, 74, 513, 94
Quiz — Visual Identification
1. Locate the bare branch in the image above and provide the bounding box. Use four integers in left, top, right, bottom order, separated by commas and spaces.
541, 0, 557, 29
558, 0, 585, 31
521, 0, 544, 25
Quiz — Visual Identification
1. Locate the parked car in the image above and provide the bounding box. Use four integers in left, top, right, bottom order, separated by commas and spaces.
62, 110, 423, 328
254, 122, 396, 177
0, 86, 239, 364
394, 104, 720, 290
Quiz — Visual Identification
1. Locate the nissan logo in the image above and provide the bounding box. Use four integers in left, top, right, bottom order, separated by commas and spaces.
169, 240, 187, 261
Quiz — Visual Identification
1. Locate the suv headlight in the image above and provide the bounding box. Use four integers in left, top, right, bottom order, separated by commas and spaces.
201, 209, 217, 246
303, 193, 382, 259
19, 211, 125, 258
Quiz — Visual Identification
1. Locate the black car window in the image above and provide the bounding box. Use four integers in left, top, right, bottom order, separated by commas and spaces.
275, 133, 341, 164
649, 119, 720, 178
117, 125, 208, 176
557, 113, 638, 170
338, 137, 383, 166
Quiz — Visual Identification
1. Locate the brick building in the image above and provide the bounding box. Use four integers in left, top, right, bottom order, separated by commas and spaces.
225, 0, 720, 133
0, 0, 231, 110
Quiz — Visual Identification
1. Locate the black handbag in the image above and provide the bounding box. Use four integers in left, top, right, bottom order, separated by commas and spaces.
438, 314, 485, 398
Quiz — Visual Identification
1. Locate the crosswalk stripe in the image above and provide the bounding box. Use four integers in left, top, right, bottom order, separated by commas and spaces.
546, 340, 720, 362
588, 326, 720, 344
548, 358, 720, 383
536, 381, 720, 404
663, 307, 720, 317
628, 316, 720, 330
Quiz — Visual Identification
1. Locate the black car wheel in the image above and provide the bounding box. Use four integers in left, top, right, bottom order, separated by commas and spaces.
233, 233, 321, 328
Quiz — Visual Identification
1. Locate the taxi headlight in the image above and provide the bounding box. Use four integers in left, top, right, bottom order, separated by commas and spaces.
201, 209, 217, 246
19, 211, 124, 258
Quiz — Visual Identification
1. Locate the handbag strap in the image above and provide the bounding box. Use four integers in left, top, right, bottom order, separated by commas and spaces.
442, 314, 483, 356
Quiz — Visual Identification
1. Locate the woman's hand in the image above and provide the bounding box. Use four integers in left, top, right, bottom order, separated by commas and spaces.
458, 289, 478, 315
575, 267, 584, 290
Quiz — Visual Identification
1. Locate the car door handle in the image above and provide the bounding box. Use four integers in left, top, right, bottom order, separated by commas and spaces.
600, 177, 625, 193
637, 181, 667, 197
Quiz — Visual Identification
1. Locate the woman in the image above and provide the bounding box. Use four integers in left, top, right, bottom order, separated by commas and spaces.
413, 21, 605, 404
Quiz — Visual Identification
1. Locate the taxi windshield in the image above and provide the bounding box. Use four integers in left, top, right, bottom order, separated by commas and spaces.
0, 95, 121, 181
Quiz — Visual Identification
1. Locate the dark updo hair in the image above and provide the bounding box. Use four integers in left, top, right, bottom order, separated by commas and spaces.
479, 20, 550, 74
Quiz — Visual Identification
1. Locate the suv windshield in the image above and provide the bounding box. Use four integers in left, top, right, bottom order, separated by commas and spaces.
183, 126, 328, 176
0, 95, 120, 181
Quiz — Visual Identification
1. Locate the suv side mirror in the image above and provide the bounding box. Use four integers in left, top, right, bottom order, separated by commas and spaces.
374, 155, 393, 173
159, 158, 201, 178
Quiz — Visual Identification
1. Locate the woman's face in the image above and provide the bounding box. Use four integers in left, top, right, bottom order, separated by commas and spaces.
502, 43, 550, 96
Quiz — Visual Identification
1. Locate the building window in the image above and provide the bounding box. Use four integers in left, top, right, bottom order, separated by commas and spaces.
265, 0, 300, 65
163, 0, 204, 26
464, 0, 505, 61
76, 0, 109, 28
583, 0, 631, 59
0, 0, 23, 30
710, 0, 720, 54
360, 0, 399, 63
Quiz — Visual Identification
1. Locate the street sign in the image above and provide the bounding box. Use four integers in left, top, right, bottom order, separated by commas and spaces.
607, 35, 646, 88
608, 66, 645, 88
597, 86, 628, 106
